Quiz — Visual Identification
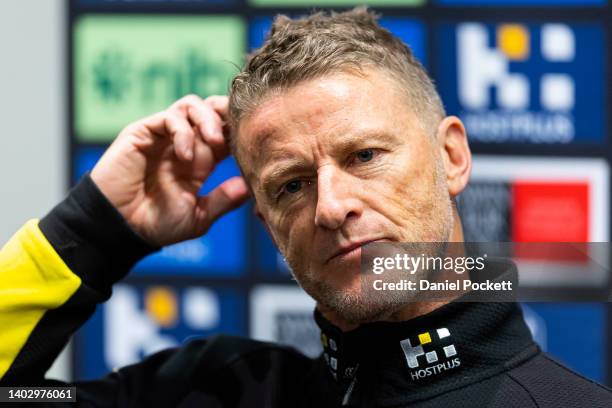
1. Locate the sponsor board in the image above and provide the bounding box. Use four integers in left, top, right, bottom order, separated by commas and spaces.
250, 285, 321, 357
75, 283, 246, 379
458, 156, 609, 286
522, 303, 605, 383
249, 17, 426, 65
437, 22, 605, 144
74, 15, 244, 141
73, 148, 249, 276
253, 221, 293, 277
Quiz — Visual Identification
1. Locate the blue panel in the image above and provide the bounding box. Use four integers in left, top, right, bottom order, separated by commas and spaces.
437, 0, 605, 5
73, 146, 106, 185
253, 219, 293, 278
73, 147, 248, 277
249, 16, 273, 52
436, 22, 606, 144
75, 283, 246, 379
249, 17, 427, 66
521, 303, 605, 383
380, 18, 427, 66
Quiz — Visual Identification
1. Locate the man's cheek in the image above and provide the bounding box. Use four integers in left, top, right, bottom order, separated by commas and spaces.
368, 176, 414, 224
275, 219, 307, 261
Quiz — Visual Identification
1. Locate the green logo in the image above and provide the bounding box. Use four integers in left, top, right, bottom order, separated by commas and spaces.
92, 49, 131, 103
74, 16, 245, 142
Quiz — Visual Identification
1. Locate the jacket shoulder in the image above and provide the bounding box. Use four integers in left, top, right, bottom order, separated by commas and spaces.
124, 334, 312, 383
80, 334, 315, 407
506, 351, 612, 407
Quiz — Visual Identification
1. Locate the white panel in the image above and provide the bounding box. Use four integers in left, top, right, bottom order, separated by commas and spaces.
0, 0, 65, 243
0, 0, 68, 381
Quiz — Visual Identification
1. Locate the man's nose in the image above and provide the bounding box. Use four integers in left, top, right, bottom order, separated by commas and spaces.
314, 165, 363, 230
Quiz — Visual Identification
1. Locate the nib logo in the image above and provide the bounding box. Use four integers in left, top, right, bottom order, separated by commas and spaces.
400, 328, 461, 380
93, 50, 131, 103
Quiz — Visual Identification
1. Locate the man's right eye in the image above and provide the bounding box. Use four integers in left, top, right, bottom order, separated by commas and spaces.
283, 180, 302, 194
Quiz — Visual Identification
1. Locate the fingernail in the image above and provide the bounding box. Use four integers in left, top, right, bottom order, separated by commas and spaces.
184, 147, 193, 160
207, 125, 217, 139
208, 126, 222, 142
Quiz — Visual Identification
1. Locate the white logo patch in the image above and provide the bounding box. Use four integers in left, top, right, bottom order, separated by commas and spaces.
400, 328, 461, 380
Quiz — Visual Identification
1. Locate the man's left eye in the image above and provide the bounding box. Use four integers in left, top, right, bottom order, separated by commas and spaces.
355, 149, 374, 163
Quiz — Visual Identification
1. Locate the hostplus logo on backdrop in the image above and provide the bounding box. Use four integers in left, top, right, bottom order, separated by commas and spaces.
400, 327, 461, 380
437, 22, 604, 144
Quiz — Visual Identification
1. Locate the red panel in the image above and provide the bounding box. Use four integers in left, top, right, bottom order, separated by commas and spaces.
511, 181, 589, 242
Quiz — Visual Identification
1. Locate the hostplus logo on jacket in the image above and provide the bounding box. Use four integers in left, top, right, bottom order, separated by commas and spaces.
400, 328, 461, 380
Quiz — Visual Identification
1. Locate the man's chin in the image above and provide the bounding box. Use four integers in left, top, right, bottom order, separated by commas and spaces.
321, 295, 403, 326
294, 264, 410, 325
305, 278, 408, 326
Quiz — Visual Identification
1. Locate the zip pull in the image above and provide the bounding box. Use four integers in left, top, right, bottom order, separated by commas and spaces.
341, 377, 357, 406
341, 364, 360, 406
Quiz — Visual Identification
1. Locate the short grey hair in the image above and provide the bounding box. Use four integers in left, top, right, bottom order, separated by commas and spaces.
228, 6, 446, 152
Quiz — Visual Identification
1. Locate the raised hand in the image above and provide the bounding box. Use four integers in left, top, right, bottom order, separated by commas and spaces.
90, 94, 249, 247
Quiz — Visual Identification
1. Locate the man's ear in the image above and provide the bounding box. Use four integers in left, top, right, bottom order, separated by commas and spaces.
437, 116, 472, 198
254, 204, 279, 248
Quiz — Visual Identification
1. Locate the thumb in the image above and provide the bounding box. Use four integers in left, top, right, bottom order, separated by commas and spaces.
194, 176, 250, 235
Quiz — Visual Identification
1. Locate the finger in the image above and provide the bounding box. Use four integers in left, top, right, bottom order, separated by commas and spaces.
194, 176, 250, 233
171, 94, 204, 112
165, 112, 196, 161
176, 94, 229, 162
188, 103, 230, 165
141, 111, 196, 161
205, 96, 231, 149
205, 95, 229, 121
187, 104, 224, 147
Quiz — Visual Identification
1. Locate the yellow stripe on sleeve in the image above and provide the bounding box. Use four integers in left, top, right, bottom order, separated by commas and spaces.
0, 219, 82, 379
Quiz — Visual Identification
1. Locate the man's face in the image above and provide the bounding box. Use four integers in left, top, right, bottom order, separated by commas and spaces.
237, 68, 454, 323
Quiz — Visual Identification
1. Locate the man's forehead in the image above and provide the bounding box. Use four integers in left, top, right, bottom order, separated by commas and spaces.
233, 69, 417, 182
238, 73, 384, 148
243, 81, 356, 139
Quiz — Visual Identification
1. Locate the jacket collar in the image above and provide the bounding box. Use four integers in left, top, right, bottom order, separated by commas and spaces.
313, 258, 537, 406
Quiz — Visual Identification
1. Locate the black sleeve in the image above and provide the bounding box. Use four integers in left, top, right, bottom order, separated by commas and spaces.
0, 173, 159, 400
39, 173, 158, 299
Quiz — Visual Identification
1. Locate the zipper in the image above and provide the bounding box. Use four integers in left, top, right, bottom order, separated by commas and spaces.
341, 365, 360, 406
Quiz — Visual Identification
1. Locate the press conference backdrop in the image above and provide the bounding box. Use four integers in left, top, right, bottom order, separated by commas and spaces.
68, 0, 611, 385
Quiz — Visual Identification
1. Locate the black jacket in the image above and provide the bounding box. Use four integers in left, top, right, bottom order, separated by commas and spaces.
0, 174, 610, 407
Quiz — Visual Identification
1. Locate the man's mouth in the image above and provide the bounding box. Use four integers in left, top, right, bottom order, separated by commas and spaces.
326, 238, 390, 264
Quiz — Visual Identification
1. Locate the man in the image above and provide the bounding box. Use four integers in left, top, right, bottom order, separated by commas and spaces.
0, 7, 610, 407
